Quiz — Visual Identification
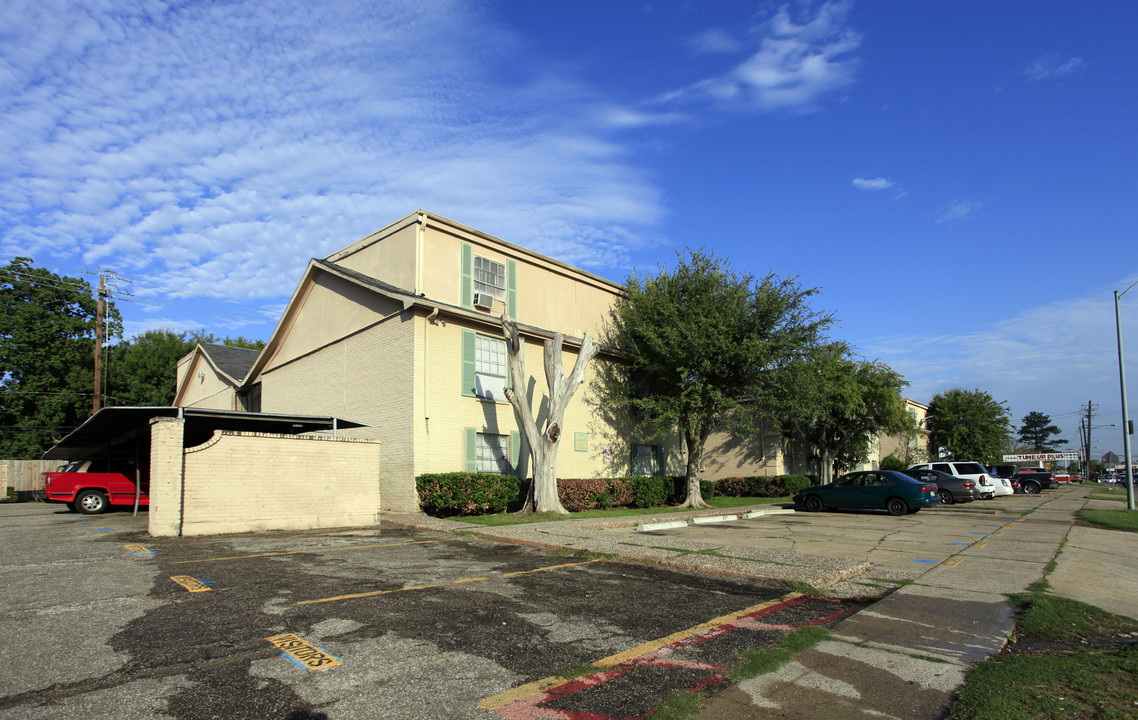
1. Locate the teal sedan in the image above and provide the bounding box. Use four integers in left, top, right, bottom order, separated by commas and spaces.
793, 470, 940, 516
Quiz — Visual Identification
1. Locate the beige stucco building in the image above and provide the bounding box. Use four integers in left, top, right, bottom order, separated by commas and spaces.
173, 210, 927, 516
175, 211, 691, 512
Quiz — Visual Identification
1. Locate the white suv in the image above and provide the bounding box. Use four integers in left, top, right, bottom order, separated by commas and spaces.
906, 461, 1007, 499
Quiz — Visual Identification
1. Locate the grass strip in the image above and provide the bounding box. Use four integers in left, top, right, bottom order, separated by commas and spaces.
450, 497, 791, 526
1077, 508, 1138, 532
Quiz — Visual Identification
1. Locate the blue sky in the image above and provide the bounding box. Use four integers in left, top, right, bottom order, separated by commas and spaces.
2, 0, 1136, 459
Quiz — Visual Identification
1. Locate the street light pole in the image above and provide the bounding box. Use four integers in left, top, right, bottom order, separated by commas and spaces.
1116, 281, 1137, 511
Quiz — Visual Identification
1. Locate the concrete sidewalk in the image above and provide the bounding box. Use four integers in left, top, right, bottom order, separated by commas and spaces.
389, 485, 1134, 719
693, 485, 1127, 720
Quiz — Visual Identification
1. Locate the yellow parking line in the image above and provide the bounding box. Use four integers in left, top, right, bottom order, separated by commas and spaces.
297, 559, 602, 606
479, 591, 802, 710
170, 539, 454, 565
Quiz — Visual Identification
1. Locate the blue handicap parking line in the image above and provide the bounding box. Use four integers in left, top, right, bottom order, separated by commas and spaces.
970, 531, 987, 535
913, 559, 938, 564
949, 542, 970, 545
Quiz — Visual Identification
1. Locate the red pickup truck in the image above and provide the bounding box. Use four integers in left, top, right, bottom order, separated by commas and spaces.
40, 459, 149, 514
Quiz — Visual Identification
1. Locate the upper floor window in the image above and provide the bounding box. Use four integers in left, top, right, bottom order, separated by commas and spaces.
474, 255, 506, 300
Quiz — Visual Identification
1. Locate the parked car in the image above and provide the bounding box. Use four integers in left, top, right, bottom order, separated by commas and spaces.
793, 470, 940, 516
906, 461, 996, 499
40, 459, 148, 514
1014, 470, 1060, 494
903, 468, 978, 505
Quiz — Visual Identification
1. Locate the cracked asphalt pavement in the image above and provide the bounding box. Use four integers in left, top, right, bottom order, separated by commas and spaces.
0, 504, 861, 719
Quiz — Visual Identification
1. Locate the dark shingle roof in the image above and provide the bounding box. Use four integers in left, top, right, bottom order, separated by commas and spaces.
200, 343, 260, 382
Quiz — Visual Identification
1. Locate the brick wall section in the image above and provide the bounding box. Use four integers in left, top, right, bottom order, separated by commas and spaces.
259, 313, 415, 512
148, 417, 186, 537
180, 430, 379, 536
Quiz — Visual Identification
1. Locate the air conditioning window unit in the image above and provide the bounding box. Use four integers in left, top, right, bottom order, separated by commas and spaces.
473, 292, 494, 310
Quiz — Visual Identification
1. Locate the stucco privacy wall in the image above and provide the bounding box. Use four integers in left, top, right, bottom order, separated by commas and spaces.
147, 417, 381, 537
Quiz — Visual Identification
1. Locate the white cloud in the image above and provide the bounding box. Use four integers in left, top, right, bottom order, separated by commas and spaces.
0, 0, 667, 310
660, 1, 860, 112
866, 278, 1138, 455
935, 199, 981, 224
1025, 54, 1086, 81
686, 29, 743, 55
852, 177, 893, 191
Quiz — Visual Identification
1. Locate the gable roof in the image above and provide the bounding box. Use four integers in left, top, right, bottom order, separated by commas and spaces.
199, 343, 260, 382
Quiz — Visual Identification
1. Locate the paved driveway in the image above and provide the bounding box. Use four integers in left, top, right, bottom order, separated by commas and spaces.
0, 503, 859, 720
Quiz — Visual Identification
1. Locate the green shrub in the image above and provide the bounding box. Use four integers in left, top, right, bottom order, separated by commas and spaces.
782, 475, 813, 493
416, 472, 521, 516
880, 454, 907, 471
631, 475, 671, 508
710, 475, 814, 497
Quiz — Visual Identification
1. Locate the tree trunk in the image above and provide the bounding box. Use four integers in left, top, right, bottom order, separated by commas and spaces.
501, 316, 598, 514
819, 448, 835, 484
676, 429, 712, 509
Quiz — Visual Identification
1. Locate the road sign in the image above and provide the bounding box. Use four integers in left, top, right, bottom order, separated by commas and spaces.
1002, 452, 1080, 462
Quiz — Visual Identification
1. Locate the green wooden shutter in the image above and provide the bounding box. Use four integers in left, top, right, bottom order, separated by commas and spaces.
507, 259, 518, 321
464, 428, 477, 472
510, 431, 522, 477
630, 443, 639, 476
656, 444, 666, 477
460, 242, 473, 309
461, 330, 477, 397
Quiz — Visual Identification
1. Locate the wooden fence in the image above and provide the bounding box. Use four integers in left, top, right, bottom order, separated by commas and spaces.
1, 459, 59, 494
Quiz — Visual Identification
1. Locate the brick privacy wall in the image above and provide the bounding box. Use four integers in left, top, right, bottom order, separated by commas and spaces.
149, 417, 186, 536
259, 313, 417, 513
149, 418, 382, 537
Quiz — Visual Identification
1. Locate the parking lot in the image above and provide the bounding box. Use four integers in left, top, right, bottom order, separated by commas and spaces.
0, 494, 1055, 719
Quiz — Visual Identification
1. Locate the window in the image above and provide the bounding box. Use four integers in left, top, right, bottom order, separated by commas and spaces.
477, 433, 511, 474
636, 444, 658, 477
475, 335, 507, 401
474, 255, 506, 300
462, 243, 516, 320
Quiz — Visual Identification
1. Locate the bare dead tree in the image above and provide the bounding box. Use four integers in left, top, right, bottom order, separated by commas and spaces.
501, 315, 599, 514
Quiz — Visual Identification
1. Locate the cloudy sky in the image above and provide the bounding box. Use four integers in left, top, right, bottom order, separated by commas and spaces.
3, 0, 1136, 457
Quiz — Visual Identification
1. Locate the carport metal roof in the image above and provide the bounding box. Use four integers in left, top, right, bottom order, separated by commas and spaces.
42, 407, 369, 461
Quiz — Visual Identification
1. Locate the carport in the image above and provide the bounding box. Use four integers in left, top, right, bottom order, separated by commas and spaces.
43, 407, 378, 536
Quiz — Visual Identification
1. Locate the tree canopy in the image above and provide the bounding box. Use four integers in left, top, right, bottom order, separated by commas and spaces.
926, 388, 1011, 463
1017, 411, 1067, 452
598, 248, 831, 507
106, 330, 196, 407
0, 258, 122, 458
780, 342, 913, 483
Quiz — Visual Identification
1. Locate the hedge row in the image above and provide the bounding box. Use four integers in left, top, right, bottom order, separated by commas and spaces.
416, 472, 521, 517
556, 476, 714, 511
712, 475, 815, 498
416, 472, 808, 516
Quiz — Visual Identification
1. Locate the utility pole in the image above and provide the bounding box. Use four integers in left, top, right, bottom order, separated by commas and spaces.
92, 275, 105, 415
1085, 401, 1094, 477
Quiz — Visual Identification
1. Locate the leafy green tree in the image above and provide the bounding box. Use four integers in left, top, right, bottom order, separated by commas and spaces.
186, 330, 266, 351
781, 342, 913, 482
926, 388, 1011, 463
0, 258, 122, 458
106, 330, 196, 406
1017, 411, 1068, 452
598, 249, 831, 508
